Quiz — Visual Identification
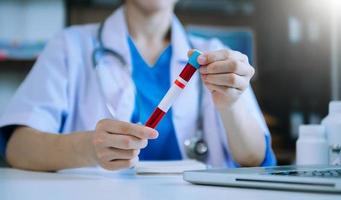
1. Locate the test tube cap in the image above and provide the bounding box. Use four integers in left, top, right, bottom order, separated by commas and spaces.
188, 50, 202, 69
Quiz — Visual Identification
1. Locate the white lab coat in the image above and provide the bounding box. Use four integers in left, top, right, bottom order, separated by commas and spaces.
0, 7, 270, 167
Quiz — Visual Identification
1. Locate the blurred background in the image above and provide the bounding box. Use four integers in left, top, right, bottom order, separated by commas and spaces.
0, 0, 341, 165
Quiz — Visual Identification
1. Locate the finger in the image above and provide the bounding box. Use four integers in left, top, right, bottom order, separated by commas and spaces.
101, 157, 138, 171
230, 50, 249, 63
197, 49, 250, 65
97, 148, 140, 161
206, 83, 243, 96
202, 73, 248, 90
197, 49, 231, 65
96, 119, 158, 139
200, 60, 253, 76
187, 49, 195, 58
101, 133, 148, 150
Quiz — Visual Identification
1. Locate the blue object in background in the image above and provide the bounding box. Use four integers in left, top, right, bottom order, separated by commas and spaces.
0, 40, 46, 60
187, 26, 255, 65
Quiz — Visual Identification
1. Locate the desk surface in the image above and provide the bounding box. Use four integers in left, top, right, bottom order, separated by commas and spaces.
0, 167, 340, 200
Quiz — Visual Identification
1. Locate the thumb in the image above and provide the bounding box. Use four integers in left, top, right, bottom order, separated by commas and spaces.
187, 49, 195, 58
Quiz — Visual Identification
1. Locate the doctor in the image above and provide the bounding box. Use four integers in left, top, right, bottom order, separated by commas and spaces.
0, 0, 275, 171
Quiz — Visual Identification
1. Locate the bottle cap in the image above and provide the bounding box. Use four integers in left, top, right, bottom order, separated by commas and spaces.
329, 101, 341, 115
299, 125, 326, 139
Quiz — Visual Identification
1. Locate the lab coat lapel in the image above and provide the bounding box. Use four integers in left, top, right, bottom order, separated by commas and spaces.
101, 6, 132, 72
170, 17, 200, 158
99, 6, 135, 122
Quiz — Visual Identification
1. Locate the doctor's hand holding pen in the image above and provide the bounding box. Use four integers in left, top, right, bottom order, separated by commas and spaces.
6, 123, 158, 171
91, 120, 158, 170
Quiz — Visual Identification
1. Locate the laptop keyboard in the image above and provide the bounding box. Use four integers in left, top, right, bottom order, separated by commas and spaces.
268, 169, 341, 178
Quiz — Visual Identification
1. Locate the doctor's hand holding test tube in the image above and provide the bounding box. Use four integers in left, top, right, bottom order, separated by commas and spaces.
3, 0, 274, 172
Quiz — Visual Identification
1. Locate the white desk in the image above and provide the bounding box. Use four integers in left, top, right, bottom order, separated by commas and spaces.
0, 167, 340, 200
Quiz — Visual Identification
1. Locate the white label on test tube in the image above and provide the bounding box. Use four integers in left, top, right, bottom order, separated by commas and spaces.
158, 84, 183, 112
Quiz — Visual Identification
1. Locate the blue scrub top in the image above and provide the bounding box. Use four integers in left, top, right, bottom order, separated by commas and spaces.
128, 37, 182, 160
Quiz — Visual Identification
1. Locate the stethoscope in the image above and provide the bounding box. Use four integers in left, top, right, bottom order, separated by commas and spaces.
92, 22, 208, 161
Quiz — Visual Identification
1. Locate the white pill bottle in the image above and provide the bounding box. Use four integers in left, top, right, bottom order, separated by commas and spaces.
321, 101, 341, 165
296, 125, 328, 165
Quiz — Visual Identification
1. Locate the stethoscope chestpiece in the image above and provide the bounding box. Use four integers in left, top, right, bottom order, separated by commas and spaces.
184, 134, 208, 162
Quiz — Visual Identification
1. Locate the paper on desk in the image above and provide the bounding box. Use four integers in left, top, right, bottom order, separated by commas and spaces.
135, 159, 206, 175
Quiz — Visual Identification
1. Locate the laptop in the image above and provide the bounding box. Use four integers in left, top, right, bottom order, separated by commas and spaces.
183, 165, 341, 193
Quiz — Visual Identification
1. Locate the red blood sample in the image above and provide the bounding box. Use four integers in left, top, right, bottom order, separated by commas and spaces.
145, 107, 166, 128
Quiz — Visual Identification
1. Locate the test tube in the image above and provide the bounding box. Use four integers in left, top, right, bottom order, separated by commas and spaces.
145, 50, 202, 128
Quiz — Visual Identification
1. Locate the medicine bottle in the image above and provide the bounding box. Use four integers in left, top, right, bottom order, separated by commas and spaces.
321, 101, 341, 165
296, 125, 328, 165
